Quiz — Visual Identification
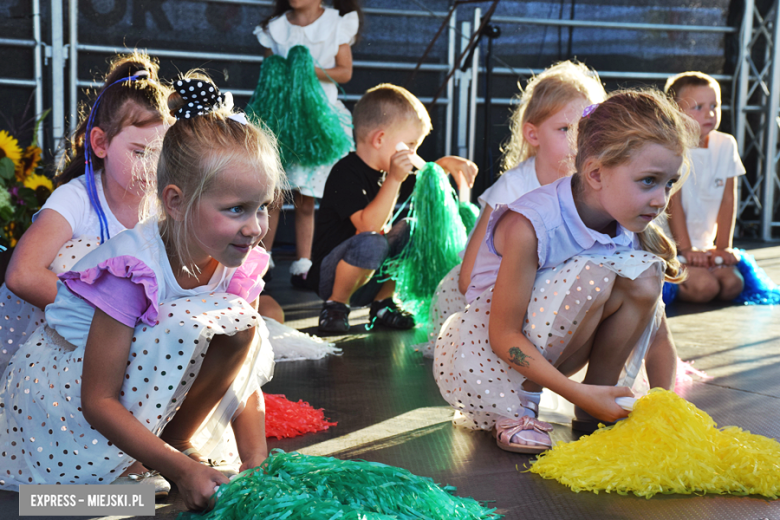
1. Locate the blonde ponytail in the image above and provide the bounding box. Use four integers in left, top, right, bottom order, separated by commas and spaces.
637, 222, 686, 283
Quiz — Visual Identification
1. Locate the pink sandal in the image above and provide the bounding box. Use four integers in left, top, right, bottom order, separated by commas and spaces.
493, 415, 554, 454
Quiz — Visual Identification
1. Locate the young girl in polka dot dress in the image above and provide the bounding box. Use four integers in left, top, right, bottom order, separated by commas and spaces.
434, 90, 699, 453
0, 53, 171, 374
0, 74, 281, 511
425, 61, 606, 355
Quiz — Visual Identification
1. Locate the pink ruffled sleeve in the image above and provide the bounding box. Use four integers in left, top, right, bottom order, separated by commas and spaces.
226, 247, 269, 303
58, 256, 159, 328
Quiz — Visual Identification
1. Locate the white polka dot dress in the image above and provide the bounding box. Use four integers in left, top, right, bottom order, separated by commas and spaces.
0, 293, 272, 489
0, 237, 100, 376
434, 252, 663, 431
419, 264, 468, 357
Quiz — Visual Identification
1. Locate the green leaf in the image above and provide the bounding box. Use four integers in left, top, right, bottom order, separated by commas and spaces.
0, 157, 15, 181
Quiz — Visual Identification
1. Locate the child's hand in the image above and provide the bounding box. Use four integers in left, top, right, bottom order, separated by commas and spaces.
575, 384, 633, 423
176, 463, 230, 511
711, 248, 739, 266
679, 248, 710, 268
436, 155, 478, 189
388, 150, 415, 183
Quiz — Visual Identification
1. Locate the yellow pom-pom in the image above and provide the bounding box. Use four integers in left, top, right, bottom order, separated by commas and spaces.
529, 389, 780, 499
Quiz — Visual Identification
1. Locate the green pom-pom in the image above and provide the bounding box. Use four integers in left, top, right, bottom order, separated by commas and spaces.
246, 45, 352, 170
246, 55, 292, 166
381, 163, 468, 323
458, 201, 480, 235
178, 450, 501, 520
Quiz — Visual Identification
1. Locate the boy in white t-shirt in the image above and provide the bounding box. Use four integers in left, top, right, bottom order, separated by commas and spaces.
665, 71, 745, 302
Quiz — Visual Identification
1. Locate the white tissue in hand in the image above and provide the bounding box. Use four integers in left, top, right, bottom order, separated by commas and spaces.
395, 142, 427, 170
615, 397, 637, 411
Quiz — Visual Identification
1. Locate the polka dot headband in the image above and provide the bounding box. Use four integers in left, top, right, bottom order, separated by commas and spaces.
173, 78, 225, 119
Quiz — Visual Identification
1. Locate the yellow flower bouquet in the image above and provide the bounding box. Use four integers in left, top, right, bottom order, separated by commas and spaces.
0, 113, 53, 249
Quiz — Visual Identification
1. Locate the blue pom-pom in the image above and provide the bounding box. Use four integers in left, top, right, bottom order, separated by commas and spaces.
662, 281, 679, 305
733, 249, 780, 305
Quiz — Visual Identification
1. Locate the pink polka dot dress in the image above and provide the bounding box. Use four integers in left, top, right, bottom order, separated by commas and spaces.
0, 220, 274, 490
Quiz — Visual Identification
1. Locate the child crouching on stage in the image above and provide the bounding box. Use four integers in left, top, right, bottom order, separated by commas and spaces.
435, 90, 698, 453
664, 71, 745, 303
308, 83, 477, 333
0, 74, 281, 510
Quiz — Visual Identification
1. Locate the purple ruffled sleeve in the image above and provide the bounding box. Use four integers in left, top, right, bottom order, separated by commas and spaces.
226, 247, 269, 303
58, 255, 159, 328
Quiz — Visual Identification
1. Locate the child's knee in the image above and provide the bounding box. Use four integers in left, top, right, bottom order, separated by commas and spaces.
718, 270, 744, 301
683, 271, 720, 302
217, 327, 256, 352
617, 273, 661, 308
359, 232, 391, 268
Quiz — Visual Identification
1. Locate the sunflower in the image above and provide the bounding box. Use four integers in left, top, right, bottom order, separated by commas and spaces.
0, 130, 22, 167
15, 145, 42, 182
24, 173, 54, 198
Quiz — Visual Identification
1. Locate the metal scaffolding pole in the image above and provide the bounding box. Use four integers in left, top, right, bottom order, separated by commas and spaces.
762, 3, 780, 240
50, 0, 66, 159
32, 0, 44, 147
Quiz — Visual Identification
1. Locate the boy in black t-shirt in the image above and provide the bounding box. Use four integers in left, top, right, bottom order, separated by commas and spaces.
309, 84, 477, 333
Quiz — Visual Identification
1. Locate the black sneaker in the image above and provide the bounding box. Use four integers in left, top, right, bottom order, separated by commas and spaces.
318, 301, 350, 333
369, 298, 415, 330
290, 273, 308, 289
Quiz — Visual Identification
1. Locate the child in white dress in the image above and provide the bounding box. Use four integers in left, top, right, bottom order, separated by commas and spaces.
0, 53, 171, 373
435, 90, 699, 453
0, 75, 281, 511
664, 71, 745, 302
253, 0, 361, 283
426, 61, 606, 353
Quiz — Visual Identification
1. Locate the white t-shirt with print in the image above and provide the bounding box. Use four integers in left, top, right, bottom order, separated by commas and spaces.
679, 131, 745, 250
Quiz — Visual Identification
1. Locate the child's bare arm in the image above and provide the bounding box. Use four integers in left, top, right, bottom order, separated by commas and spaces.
435, 155, 478, 189
315, 43, 353, 84
458, 207, 492, 295
489, 212, 630, 422
350, 150, 414, 233
713, 177, 739, 265
5, 209, 73, 309
667, 191, 709, 267
82, 309, 226, 510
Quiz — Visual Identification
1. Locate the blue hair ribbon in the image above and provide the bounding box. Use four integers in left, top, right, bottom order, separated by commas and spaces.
84, 70, 150, 244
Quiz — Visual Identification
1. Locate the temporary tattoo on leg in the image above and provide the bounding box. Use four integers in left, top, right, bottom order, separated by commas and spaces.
508, 347, 530, 368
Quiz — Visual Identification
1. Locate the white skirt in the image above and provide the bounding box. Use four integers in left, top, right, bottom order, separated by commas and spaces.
0, 236, 100, 376
0, 293, 273, 490
434, 251, 664, 431
416, 264, 468, 358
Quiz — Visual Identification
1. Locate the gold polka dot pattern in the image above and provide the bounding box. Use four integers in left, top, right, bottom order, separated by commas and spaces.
433, 252, 663, 431
0, 293, 272, 490
0, 237, 100, 376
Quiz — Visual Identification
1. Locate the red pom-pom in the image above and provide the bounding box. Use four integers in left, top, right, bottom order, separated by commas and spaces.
264, 393, 337, 440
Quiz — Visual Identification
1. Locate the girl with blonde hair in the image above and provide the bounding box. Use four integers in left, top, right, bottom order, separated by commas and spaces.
425, 61, 606, 353
1, 74, 282, 510
435, 89, 698, 453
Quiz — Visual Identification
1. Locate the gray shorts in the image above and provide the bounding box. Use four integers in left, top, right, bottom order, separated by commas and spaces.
318, 220, 410, 307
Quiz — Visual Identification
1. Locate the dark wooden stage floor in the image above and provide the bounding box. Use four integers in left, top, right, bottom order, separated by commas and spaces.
2, 243, 780, 520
